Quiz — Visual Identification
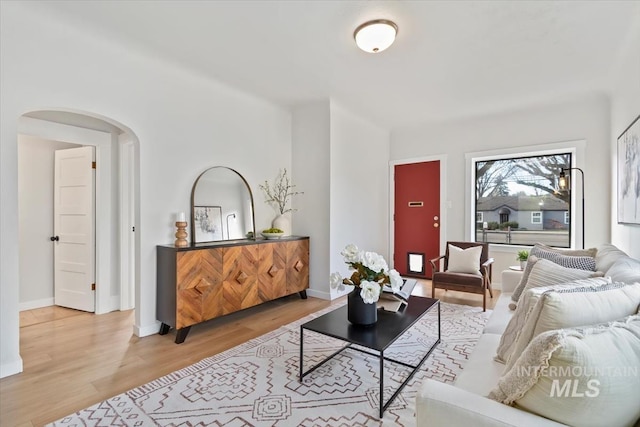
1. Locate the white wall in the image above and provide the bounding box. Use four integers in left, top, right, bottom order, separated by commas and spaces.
18, 136, 78, 309
610, 14, 640, 259
291, 100, 390, 300
1, 2, 292, 377
292, 101, 331, 299
329, 101, 390, 297
391, 94, 612, 279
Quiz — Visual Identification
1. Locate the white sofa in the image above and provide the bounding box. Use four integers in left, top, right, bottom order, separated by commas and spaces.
416, 244, 640, 427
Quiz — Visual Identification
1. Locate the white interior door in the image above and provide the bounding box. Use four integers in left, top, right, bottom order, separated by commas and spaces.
54, 146, 95, 312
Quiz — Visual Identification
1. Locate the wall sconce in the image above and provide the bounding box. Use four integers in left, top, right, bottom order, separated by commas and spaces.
558, 167, 585, 249
354, 19, 398, 53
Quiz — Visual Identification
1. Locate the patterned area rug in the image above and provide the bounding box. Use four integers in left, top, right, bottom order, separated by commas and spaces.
49, 302, 490, 426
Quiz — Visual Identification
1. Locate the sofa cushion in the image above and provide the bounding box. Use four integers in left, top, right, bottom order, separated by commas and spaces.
505, 281, 640, 371
595, 243, 629, 273
489, 315, 640, 427
454, 333, 505, 396
447, 244, 482, 275
605, 256, 640, 284
495, 277, 611, 364
483, 292, 514, 335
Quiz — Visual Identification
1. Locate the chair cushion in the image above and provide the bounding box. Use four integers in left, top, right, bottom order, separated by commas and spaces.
447, 244, 482, 275
489, 315, 640, 427
433, 271, 484, 287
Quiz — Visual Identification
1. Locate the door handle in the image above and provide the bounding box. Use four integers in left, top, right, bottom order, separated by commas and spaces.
433, 223, 439, 228
50, 236, 59, 242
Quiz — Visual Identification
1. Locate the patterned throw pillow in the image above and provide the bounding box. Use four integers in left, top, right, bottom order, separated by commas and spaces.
530, 246, 596, 271
510, 245, 597, 308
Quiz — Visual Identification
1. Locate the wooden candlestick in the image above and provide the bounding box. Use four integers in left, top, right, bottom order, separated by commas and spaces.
175, 221, 188, 247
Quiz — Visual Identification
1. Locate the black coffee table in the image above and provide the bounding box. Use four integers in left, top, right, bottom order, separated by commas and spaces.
299, 296, 440, 418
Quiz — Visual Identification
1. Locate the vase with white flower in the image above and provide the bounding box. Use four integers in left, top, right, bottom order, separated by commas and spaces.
330, 244, 404, 326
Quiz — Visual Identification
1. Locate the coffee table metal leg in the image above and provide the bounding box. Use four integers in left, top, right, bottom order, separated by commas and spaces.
379, 350, 384, 418
299, 326, 304, 380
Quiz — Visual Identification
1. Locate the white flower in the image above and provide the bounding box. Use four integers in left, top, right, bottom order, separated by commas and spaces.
360, 280, 381, 304
361, 251, 388, 273
389, 269, 403, 292
329, 272, 345, 292
341, 244, 361, 263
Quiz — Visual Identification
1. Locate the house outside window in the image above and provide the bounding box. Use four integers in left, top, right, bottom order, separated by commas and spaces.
476, 212, 483, 223
531, 211, 542, 224
474, 152, 571, 247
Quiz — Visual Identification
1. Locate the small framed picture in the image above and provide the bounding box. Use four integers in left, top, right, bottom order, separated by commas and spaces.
193, 206, 223, 242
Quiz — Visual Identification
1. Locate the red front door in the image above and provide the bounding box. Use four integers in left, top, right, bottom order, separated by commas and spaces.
394, 161, 440, 279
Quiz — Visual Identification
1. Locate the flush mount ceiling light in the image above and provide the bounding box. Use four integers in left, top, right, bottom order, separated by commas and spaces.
353, 19, 398, 53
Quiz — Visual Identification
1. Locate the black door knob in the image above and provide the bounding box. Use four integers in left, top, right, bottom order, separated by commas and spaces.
50, 236, 59, 242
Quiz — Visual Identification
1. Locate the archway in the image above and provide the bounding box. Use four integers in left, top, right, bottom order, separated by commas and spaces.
17, 109, 140, 324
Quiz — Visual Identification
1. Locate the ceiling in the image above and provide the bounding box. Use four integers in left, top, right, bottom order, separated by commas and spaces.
29, 1, 640, 130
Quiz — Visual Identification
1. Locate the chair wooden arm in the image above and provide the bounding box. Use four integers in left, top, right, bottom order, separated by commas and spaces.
481, 257, 494, 269
430, 255, 446, 273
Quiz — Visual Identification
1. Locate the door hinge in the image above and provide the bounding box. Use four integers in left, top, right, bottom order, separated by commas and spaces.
91, 283, 96, 291
92, 161, 96, 169
132, 226, 135, 232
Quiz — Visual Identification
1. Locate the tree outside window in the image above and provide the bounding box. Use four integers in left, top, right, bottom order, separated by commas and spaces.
475, 153, 571, 247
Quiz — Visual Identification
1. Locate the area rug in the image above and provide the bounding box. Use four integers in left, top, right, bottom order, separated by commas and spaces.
49, 302, 490, 426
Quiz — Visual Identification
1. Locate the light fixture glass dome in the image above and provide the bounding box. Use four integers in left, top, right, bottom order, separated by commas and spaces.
354, 19, 398, 53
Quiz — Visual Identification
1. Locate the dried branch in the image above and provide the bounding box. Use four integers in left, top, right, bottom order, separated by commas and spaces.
259, 169, 304, 214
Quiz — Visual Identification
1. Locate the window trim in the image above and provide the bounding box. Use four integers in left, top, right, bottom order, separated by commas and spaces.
465, 140, 586, 249
531, 211, 542, 224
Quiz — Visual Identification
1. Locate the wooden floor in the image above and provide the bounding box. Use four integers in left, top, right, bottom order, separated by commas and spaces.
0, 280, 499, 427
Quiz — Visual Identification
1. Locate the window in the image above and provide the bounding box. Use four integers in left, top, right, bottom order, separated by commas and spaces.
474, 152, 571, 247
531, 211, 542, 224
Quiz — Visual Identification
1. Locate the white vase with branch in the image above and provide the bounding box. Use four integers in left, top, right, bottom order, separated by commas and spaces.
259, 169, 303, 236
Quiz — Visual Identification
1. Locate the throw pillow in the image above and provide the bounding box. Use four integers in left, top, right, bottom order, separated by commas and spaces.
494, 276, 612, 364
447, 244, 482, 275
605, 256, 640, 284
504, 281, 640, 371
531, 242, 598, 258
489, 315, 640, 427
521, 258, 602, 296
510, 256, 601, 308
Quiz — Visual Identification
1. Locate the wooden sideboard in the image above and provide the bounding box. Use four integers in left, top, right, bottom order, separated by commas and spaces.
157, 236, 309, 343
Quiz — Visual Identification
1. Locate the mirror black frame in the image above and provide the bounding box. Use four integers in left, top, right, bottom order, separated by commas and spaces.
190, 166, 256, 244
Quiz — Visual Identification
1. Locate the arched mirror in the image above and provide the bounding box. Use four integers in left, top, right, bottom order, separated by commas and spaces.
190, 166, 256, 243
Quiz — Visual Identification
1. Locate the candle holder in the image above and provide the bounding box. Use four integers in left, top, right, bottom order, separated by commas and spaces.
175, 221, 188, 247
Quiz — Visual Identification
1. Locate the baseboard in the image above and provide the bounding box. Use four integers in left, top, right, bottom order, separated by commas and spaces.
306, 289, 332, 300
0, 357, 24, 379
134, 321, 161, 338
19, 297, 54, 311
